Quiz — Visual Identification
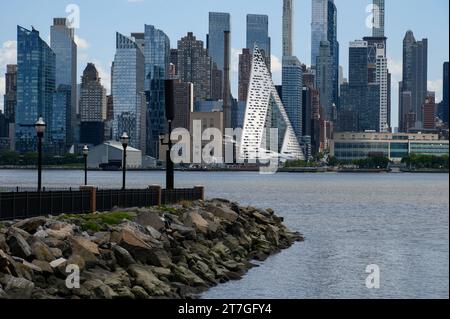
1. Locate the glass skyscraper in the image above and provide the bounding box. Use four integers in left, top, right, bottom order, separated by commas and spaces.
144, 25, 170, 158
246, 14, 271, 69
50, 18, 77, 149
311, 0, 339, 108
15, 26, 56, 153
208, 12, 231, 72
372, 0, 385, 37
112, 32, 146, 152
282, 56, 303, 143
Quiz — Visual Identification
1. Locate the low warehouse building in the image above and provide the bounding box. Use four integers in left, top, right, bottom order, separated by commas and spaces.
87, 140, 142, 169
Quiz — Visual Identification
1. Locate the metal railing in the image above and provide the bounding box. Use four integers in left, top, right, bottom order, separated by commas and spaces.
0, 190, 91, 221
96, 188, 160, 212
162, 188, 204, 205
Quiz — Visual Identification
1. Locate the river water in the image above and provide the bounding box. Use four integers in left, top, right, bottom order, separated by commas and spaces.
0, 170, 448, 299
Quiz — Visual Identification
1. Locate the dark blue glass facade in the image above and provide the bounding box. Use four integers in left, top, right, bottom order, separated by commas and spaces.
15, 26, 55, 153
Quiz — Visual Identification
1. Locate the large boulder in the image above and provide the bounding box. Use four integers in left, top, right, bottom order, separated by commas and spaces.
1, 275, 35, 299
112, 245, 136, 268
134, 212, 165, 231
205, 205, 238, 223
13, 217, 47, 234
46, 224, 74, 240
30, 240, 54, 262
111, 228, 155, 264
7, 232, 32, 260
147, 249, 172, 268
186, 211, 209, 234
0, 249, 19, 276
171, 264, 206, 287
70, 236, 100, 265
128, 264, 171, 296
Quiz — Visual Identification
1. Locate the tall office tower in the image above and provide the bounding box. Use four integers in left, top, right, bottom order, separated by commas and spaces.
177, 32, 212, 102
240, 47, 304, 160
438, 62, 449, 124
282, 56, 303, 142
79, 63, 107, 146
423, 94, 436, 130
311, 1, 339, 108
112, 32, 146, 152
399, 31, 428, 131
282, 0, 293, 57
52, 85, 71, 155
170, 49, 178, 73
211, 64, 223, 100
51, 18, 77, 149
4, 64, 17, 124
106, 95, 114, 121
247, 14, 271, 68
15, 26, 55, 153
144, 25, 170, 157
173, 81, 194, 131
339, 40, 380, 132
375, 46, 389, 132
316, 41, 333, 121
372, 0, 385, 37
208, 12, 231, 73
238, 48, 252, 102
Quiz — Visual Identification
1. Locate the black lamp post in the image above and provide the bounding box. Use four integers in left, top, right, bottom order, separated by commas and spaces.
35, 117, 46, 192
82, 145, 89, 186
120, 132, 129, 190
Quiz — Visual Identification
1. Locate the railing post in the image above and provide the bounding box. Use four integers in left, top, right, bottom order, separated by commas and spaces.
149, 185, 162, 206
80, 186, 97, 213
194, 186, 205, 201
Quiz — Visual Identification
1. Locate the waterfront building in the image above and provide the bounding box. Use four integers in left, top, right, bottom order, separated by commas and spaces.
240, 47, 304, 161
423, 94, 436, 130
177, 32, 212, 102
51, 18, 77, 149
79, 63, 107, 146
330, 132, 449, 162
311, 0, 339, 108
238, 48, 252, 103
438, 62, 449, 125
282, 56, 303, 143
112, 32, 146, 152
52, 85, 71, 155
282, 0, 293, 57
208, 12, 231, 73
316, 41, 333, 121
172, 81, 194, 131
372, 0, 385, 38
4, 64, 17, 124
144, 25, 170, 158
247, 14, 270, 68
15, 26, 56, 153
399, 31, 428, 131
87, 140, 142, 169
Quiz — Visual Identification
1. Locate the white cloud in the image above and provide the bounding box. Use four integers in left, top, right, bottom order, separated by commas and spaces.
0, 40, 17, 67
74, 35, 90, 50
271, 55, 282, 85
428, 79, 443, 102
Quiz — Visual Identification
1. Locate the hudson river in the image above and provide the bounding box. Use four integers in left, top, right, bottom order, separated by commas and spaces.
0, 170, 448, 299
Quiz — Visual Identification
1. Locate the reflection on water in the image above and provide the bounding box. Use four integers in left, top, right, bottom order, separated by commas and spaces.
0, 170, 448, 299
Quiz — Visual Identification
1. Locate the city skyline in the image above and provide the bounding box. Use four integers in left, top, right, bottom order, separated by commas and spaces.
0, 0, 448, 130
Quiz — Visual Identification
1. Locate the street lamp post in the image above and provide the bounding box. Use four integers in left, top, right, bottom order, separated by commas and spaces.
35, 117, 46, 192
120, 133, 129, 190
83, 145, 89, 186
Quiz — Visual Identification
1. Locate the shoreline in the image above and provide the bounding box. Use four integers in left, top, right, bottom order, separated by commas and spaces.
0, 199, 303, 299
0, 166, 448, 174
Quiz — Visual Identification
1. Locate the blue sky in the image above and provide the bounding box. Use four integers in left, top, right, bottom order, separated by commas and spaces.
0, 0, 448, 128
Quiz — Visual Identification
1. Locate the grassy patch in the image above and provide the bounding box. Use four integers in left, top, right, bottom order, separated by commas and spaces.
0, 222, 5, 230
58, 211, 135, 232
157, 205, 179, 214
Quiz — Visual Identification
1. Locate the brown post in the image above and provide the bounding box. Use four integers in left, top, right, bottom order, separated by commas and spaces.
149, 185, 162, 206
80, 186, 96, 213
194, 186, 205, 201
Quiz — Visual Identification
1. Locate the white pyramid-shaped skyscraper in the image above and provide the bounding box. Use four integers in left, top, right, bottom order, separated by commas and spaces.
240, 46, 305, 161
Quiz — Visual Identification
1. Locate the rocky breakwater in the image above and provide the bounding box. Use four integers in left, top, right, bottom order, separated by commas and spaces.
0, 199, 303, 299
